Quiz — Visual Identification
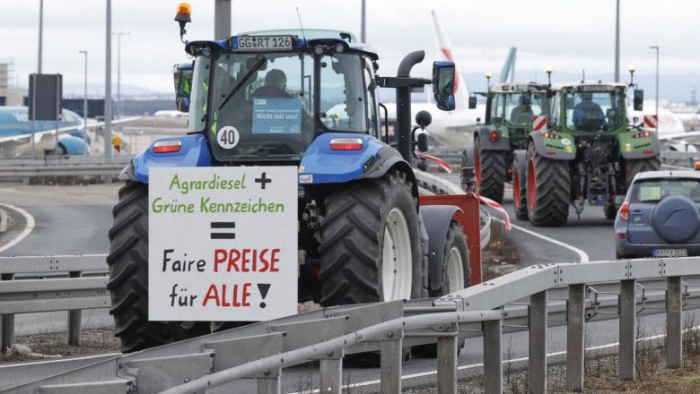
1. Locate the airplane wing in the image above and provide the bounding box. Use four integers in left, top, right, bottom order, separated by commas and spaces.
658, 131, 700, 141
84, 116, 142, 130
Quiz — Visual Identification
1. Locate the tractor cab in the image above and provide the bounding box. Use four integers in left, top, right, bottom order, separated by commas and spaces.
180, 33, 381, 164
551, 83, 630, 134
483, 83, 550, 149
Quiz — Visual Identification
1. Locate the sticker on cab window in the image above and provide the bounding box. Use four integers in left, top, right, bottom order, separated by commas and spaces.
217, 126, 240, 149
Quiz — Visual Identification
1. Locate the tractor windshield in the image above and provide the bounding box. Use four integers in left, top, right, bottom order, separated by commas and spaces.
564, 89, 624, 132
505, 93, 548, 126
189, 51, 369, 162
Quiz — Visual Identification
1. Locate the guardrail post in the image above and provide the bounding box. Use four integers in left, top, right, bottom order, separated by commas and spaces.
68, 271, 82, 346
619, 279, 636, 380
529, 290, 547, 394
483, 319, 502, 394
1, 273, 15, 353
319, 350, 343, 394
667, 276, 682, 369
437, 323, 458, 394
567, 284, 585, 392
256, 370, 281, 394
380, 330, 403, 394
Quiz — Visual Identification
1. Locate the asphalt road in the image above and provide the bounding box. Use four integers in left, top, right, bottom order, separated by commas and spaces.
0, 180, 670, 392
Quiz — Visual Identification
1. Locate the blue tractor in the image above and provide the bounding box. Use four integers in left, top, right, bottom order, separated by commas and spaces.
107, 5, 472, 352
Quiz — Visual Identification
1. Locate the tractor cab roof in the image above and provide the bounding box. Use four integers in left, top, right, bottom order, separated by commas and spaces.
185, 29, 378, 60
489, 82, 549, 94
551, 82, 629, 92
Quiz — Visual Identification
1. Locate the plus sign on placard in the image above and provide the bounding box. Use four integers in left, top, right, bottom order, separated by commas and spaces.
255, 172, 272, 190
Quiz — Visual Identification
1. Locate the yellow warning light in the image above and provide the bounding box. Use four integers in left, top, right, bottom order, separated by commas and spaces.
628, 65, 636, 73
176, 3, 191, 16
175, 2, 192, 23
694, 161, 700, 171
546, 66, 554, 74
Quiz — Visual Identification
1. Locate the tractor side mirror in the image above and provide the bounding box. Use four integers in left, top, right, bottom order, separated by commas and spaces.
173, 64, 193, 113
634, 90, 644, 111
469, 96, 477, 109
432, 61, 456, 111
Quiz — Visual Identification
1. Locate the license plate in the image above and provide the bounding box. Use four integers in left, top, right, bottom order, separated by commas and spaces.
653, 249, 688, 258
232, 36, 293, 51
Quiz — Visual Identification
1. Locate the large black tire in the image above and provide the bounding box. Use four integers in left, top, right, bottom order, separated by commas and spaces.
107, 182, 210, 353
319, 170, 423, 306
474, 138, 506, 203
526, 143, 570, 226
604, 201, 618, 220
625, 156, 661, 186
512, 150, 528, 220
414, 221, 469, 358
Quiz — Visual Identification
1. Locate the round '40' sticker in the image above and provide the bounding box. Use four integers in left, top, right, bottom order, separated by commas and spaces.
217, 126, 240, 149
561, 138, 572, 146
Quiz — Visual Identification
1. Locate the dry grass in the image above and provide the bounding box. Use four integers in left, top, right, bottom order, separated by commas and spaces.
0, 327, 119, 364
482, 223, 522, 282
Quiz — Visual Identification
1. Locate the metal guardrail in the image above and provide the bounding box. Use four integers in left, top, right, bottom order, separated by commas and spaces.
0, 254, 109, 350
0, 156, 132, 180
5, 257, 700, 394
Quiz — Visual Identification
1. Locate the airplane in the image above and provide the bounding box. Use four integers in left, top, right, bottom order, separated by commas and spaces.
629, 106, 698, 153
0, 106, 138, 158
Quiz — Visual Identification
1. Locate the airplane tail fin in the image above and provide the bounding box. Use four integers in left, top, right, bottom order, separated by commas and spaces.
499, 48, 517, 83
431, 10, 470, 110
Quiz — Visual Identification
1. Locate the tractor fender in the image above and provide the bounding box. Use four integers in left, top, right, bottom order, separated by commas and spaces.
420, 205, 462, 292
528, 132, 575, 161
57, 135, 88, 155
299, 133, 418, 198
621, 133, 661, 159
475, 126, 510, 151
125, 134, 213, 183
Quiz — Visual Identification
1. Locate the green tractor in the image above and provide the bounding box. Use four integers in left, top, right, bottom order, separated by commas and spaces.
465, 82, 550, 210
519, 82, 661, 226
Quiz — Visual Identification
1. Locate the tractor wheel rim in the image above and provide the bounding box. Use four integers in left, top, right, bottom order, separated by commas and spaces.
528, 158, 536, 211
446, 246, 465, 293
382, 208, 412, 301
513, 168, 521, 209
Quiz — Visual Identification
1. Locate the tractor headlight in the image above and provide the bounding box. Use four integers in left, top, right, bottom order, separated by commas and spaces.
334, 42, 345, 53
313, 45, 325, 56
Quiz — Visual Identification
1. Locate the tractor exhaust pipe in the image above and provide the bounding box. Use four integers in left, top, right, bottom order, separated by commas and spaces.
396, 50, 425, 163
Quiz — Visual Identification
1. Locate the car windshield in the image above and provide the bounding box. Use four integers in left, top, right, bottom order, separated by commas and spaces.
188, 51, 368, 162
565, 90, 624, 132
632, 178, 700, 203
505, 92, 547, 126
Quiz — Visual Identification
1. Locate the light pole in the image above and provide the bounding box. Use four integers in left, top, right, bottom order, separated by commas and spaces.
105, 0, 112, 159
112, 31, 130, 119
614, 0, 620, 82
38, 0, 43, 73
650, 46, 659, 135
79, 51, 88, 155
361, 0, 366, 43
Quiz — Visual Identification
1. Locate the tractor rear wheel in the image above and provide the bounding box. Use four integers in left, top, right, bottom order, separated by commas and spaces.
107, 181, 210, 353
625, 156, 661, 186
512, 150, 528, 220
474, 138, 506, 203
526, 143, 570, 226
413, 221, 469, 357
319, 170, 422, 306
604, 201, 618, 220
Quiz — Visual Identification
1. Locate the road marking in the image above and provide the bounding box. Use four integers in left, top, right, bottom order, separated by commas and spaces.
492, 217, 590, 263
288, 326, 697, 394
0, 208, 7, 232
0, 203, 35, 254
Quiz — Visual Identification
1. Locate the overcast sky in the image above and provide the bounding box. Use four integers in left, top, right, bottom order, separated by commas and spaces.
1, 0, 698, 100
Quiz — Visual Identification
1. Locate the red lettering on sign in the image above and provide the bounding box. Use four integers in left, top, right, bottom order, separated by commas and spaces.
202, 283, 251, 308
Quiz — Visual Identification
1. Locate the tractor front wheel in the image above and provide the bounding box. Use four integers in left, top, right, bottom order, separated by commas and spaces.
474, 138, 506, 203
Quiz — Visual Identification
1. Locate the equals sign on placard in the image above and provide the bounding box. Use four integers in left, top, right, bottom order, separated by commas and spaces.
210, 222, 236, 239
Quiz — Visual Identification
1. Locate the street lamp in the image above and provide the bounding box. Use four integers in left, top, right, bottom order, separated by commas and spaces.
485, 71, 492, 91
650, 46, 659, 135
79, 51, 88, 155
112, 31, 130, 119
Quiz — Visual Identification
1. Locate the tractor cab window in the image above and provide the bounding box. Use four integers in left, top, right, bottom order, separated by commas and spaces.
490, 94, 504, 121
187, 56, 211, 133
505, 93, 547, 126
565, 90, 623, 132
319, 54, 367, 132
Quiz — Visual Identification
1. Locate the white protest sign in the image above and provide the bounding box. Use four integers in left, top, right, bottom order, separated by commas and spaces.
148, 166, 298, 321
